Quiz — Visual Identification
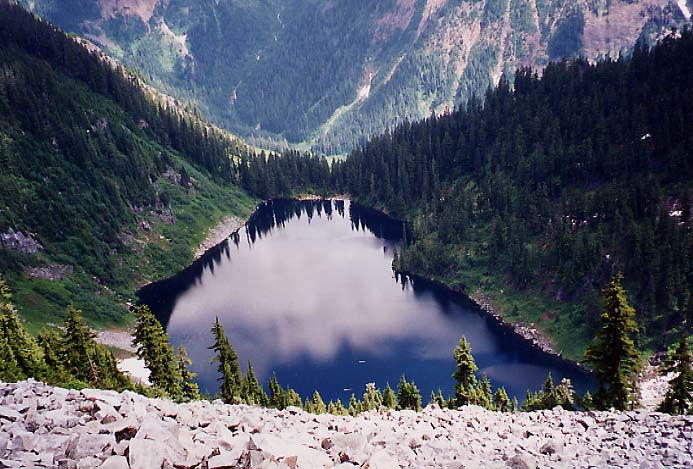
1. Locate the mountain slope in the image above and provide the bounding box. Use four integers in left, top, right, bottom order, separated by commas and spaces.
20, 0, 692, 154
0, 2, 256, 330
334, 31, 693, 359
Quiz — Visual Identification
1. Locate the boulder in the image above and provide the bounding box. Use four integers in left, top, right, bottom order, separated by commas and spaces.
98, 455, 129, 469
208, 451, 242, 469
0, 407, 22, 422
128, 439, 172, 468
363, 450, 399, 469
249, 434, 332, 468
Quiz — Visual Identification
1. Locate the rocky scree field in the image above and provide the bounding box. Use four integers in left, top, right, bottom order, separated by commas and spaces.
0, 380, 692, 468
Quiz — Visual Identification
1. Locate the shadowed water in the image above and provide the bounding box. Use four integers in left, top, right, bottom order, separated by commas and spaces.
138, 199, 593, 402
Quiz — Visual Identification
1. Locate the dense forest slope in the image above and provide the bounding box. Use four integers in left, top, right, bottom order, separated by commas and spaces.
0, 2, 257, 330
20, 0, 692, 154
333, 31, 693, 359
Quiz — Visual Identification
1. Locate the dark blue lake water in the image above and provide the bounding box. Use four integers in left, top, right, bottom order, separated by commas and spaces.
138, 199, 593, 403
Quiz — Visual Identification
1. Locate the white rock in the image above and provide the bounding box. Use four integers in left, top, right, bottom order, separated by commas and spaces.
128, 439, 172, 468
98, 455, 129, 469
208, 451, 242, 469
363, 450, 399, 469
0, 407, 23, 422
249, 434, 332, 468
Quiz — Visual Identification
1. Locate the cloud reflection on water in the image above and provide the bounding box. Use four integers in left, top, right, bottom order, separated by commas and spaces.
140, 200, 593, 400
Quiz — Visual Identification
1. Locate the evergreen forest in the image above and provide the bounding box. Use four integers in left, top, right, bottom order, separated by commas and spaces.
331, 31, 693, 358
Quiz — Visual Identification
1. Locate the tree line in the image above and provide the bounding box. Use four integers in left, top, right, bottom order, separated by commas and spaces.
2, 272, 691, 414
328, 30, 693, 351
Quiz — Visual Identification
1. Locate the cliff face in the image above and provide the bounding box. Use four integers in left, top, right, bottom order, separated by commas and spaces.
21, 0, 692, 154
1, 380, 692, 468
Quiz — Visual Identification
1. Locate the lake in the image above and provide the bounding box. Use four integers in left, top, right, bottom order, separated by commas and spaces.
138, 199, 593, 403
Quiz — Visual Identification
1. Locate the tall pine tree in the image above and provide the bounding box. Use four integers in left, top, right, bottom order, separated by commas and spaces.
209, 317, 242, 403
584, 273, 641, 410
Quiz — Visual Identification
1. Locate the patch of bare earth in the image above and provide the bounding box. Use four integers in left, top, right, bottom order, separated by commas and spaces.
98, 0, 160, 23
373, 0, 417, 44
582, 0, 671, 60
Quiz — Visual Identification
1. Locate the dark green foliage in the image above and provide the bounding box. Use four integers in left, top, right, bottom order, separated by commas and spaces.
268, 373, 288, 410
310, 391, 327, 414
327, 399, 348, 416
577, 390, 594, 411
397, 374, 422, 411
175, 345, 200, 402
132, 305, 182, 399
658, 337, 693, 415
521, 373, 576, 411
584, 274, 641, 410
0, 3, 256, 328
493, 387, 513, 412
430, 389, 447, 408
0, 288, 46, 379
547, 6, 584, 60
242, 361, 269, 406
383, 383, 397, 410
362, 383, 384, 412
0, 281, 25, 381
476, 374, 494, 410
336, 31, 693, 355
348, 393, 361, 416
453, 336, 479, 406
62, 306, 100, 384
286, 388, 303, 408
209, 317, 242, 403
0, 276, 131, 390
238, 150, 333, 199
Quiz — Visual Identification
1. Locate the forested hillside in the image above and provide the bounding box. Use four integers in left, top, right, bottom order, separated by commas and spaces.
21, 0, 691, 154
0, 3, 258, 329
333, 31, 693, 358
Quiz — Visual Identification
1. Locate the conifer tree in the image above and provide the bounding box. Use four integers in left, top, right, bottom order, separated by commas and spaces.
303, 397, 315, 413
312, 390, 327, 414
37, 330, 64, 372
382, 383, 397, 409
268, 372, 287, 409
209, 317, 242, 403
453, 337, 478, 406
584, 273, 641, 410
348, 393, 361, 416
0, 330, 20, 381
0, 284, 45, 379
62, 306, 129, 390
242, 361, 268, 406
132, 305, 181, 399
658, 337, 693, 415
540, 373, 558, 408
397, 375, 422, 411
494, 387, 512, 412
579, 391, 594, 411
175, 345, 200, 402
333, 399, 348, 416
62, 306, 99, 383
477, 374, 494, 410
286, 388, 303, 408
362, 383, 383, 411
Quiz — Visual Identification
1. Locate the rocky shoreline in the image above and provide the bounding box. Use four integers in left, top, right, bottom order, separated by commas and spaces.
194, 215, 247, 260
469, 291, 559, 359
1, 380, 692, 468
399, 271, 570, 366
